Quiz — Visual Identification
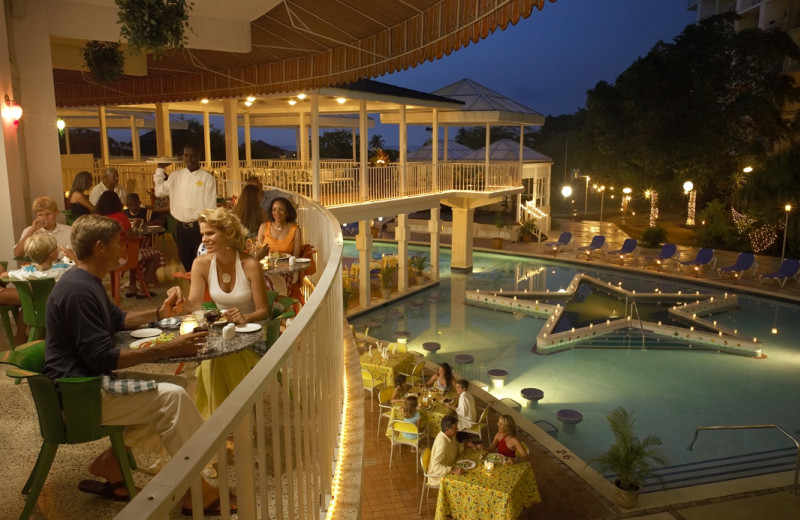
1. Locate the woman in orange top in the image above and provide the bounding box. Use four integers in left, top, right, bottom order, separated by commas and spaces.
255, 197, 304, 302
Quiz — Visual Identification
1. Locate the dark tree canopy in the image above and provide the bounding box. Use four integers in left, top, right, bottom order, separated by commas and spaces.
576, 12, 800, 209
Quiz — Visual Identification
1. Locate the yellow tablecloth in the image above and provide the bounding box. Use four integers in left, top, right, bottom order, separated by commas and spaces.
360, 351, 414, 386
435, 449, 541, 520
385, 388, 457, 438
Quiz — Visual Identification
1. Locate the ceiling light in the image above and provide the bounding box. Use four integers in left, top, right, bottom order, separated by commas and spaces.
244, 100, 253, 107
296, 93, 306, 100
246, 95, 256, 102
201, 98, 209, 104
288, 99, 297, 106
336, 97, 347, 104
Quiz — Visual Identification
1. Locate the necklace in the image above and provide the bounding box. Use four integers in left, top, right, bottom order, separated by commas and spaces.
272, 222, 283, 231
221, 272, 231, 284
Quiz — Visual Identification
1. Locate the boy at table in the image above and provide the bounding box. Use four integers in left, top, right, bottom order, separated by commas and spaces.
445, 378, 476, 439
429, 415, 478, 485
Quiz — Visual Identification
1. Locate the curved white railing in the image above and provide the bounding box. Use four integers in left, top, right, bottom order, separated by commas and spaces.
115, 194, 348, 519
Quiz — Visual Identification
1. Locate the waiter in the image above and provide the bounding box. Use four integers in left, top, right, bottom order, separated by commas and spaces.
154, 144, 217, 271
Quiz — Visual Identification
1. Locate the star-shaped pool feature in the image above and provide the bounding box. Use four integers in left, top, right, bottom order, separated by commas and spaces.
466, 274, 763, 358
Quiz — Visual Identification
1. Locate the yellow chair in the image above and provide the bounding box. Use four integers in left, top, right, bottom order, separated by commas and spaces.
362, 368, 382, 412
376, 386, 395, 438
387, 341, 407, 354
354, 326, 370, 350
461, 406, 490, 441
399, 361, 425, 386
389, 420, 427, 474
418, 447, 440, 515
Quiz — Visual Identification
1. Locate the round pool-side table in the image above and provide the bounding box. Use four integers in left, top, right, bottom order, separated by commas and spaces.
556, 409, 583, 432
521, 387, 544, 407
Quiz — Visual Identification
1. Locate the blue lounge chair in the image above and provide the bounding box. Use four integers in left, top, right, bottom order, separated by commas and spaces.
717, 253, 757, 280
606, 238, 638, 264
644, 243, 677, 270
544, 232, 572, 255
576, 235, 606, 259
680, 248, 717, 274
758, 259, 800, 287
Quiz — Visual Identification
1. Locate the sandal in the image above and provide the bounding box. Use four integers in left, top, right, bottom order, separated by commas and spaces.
125, 291, 137, 298
78, 479, 136, 502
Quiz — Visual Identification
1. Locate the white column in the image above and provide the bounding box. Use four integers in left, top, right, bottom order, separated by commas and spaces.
99, 106, 109, 165
359, 100, 368, 201
298, 112, 308, 163
130, 116, 141, 160
310, 94, 320, 202
484, 122, 490, 189
396, 214, 408, 292
222, 98, 240, 182
451, 208, 474, 272
351, 128, 357, 161
244, 112, 252, 168
202, 110, 211, 167
154, 103, 172, 158
429, 207, 440, 281
357, 221, 372, 307
399, 104, 407, 196
431, 109, 439, 191
64, 128, 71, 154
444, 127, 449, 160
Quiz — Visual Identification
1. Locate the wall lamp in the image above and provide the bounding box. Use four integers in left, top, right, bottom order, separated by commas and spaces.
3, 95, 23, 125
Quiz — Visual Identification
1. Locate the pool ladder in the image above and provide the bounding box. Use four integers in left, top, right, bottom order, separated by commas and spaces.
626, 298, 646, 348
688, 424, 800, 495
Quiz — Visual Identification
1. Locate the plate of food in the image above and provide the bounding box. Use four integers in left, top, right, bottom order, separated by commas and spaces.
417, 404, 431, 410
130, 332, 175, 349
235, 323, 262, 333
485, 453, 506, 464
130, 328, 162, 339
454, 459, 476, 470
442, 397, 454, 404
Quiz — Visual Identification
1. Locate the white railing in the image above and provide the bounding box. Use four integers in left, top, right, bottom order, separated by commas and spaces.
115, 194, 348, 520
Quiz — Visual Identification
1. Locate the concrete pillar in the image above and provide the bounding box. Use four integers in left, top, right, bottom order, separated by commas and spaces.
450, 208, 474, 273
244, 112, 251, 168
99, 106, 109, 165
154, 103, 172, 158
396, 214, 408, 292
202, 110, 211, 167
298, 112, 308, 163
359, 100, 368, 201
357, 221, 372, 308
431, 109, 439, 191
399, 104, 406, 196
429, 207, 440, 281
130, 116, 141, 161
222, 98, 240, 183
310, 95, 320, 202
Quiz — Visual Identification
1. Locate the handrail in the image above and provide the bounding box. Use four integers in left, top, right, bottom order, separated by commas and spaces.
688, 424, 800, 494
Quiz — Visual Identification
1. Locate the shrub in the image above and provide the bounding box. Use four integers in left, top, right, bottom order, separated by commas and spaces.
640, 226, 667, 248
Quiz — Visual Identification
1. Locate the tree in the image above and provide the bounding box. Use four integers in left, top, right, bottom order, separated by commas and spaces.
577, 12, 800, 209
369, 134, 385, 151
319, 129, 354, 159
454, 126, 518, 149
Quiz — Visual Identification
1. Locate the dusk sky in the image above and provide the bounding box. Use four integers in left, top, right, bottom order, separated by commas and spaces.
255, 0, 699, 150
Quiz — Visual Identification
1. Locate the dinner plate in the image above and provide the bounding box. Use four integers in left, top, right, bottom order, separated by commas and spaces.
146, 157, 180, 164
130, 328, 162, 339
417, 404, 431, 410
130, 338, 155, 349
442, 397, 454, 404
235, 323, 262, 333
156, 317, 181, 329
485, 453, 506, 464
454, 459, 476, 470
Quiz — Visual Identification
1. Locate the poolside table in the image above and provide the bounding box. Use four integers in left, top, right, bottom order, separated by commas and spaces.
360, 350, 414, 386
385, 386, 457, 438
435, 448, 541, 520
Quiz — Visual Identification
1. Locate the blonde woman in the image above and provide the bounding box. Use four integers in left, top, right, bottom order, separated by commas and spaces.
487, 415, 529, 460
188, 207, 270, 417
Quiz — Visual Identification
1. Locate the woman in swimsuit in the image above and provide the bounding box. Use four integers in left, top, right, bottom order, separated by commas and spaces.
487, 415, 529, 461
425, 362, 454, 393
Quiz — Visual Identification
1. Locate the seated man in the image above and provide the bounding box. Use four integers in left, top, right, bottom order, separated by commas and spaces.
428, 415, 468, 485
44, 214, 234, 513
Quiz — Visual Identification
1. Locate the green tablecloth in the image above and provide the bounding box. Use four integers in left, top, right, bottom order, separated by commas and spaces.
435, 449, 541, 520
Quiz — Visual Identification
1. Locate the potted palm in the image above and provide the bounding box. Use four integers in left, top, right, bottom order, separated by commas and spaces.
409, 255, 429, 285
588, 406, 668, 509
518, 219, 537, 243
378, 263, 396, 299
492, 211, 508, 249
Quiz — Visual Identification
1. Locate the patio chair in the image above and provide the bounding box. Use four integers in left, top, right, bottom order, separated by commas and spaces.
389, 421, 428, 474
1, 277, 56, 343
362, 369, 382, 412
0, 261, 20, 349
419, 448, 440, 515
717, 253, 757, 280
399, 361, 425, 386
606, 238, 639, 264
460, 406, 490, 441
679, 248, 717, 274
643, 243, 678, 271
544, 232, 572, 255
109, 236, 149, 306
575, 235, 606, 260
376, 387, 395, 438
758, 259, 800, 287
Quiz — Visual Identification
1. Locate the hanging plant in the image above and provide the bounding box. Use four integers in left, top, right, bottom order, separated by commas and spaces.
114, 0, 194, 56
82, 41, 125, 83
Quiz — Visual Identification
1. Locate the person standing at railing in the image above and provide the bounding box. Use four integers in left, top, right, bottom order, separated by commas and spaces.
246, 175, 281, 213
89, 167, 127, 206
154, 144, 217, 271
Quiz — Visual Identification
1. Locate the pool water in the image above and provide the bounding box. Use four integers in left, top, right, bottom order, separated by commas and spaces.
347, 242, 800, 482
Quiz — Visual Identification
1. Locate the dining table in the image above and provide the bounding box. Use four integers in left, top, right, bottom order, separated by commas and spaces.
385, 386, 457, 438
359, 349, 415, 387
113, 319, 269, 363
435, 448, 541, 520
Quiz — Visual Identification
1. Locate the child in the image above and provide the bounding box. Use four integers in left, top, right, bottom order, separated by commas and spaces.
400, 395, 421, 439
391, 374, 412, 403
8, 234, 73, 282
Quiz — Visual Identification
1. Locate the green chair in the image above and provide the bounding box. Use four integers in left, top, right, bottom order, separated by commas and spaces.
257, 291, 297, 355
0, 261, 20, 349
5, 342, 137, 520
0, 340, 46, 374
1, 277, 55, 342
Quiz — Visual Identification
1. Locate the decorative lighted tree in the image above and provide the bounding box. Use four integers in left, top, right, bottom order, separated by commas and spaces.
645, 189, 658, 228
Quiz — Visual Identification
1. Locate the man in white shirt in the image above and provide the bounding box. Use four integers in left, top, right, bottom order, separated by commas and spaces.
89, 167, 128, 205
428, 415, 465, 486
154, 145, 217, 271
447, 378, 477, 432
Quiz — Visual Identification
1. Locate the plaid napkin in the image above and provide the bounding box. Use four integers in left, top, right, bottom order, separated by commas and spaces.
101, 374, 158, 395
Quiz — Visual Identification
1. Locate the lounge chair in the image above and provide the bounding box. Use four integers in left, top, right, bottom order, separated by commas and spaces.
758, 259, 800, 287
643, 243, 678, 271
544, 232, 573, 255
680, 248, 717, 275
606, 238, 639, 264
717, 253, 757, 280
576, 235, 606, 260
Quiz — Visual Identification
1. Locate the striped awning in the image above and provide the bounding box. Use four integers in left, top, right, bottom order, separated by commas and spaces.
54, 0, 557, 107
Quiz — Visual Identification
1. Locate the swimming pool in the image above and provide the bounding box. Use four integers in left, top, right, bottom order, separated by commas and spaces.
348, 242, 800, 489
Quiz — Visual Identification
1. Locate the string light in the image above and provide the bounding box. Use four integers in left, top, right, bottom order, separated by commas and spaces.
645, 189, 659, 227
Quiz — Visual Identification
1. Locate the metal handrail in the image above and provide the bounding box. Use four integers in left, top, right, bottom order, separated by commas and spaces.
688, 424, 800, 494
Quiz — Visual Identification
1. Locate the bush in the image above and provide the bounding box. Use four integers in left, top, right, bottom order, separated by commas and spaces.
694, 199, 749, 251
640, 226, 667, 248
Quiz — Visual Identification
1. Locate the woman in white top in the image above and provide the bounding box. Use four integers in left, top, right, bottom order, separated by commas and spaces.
188, 208, 270, 417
